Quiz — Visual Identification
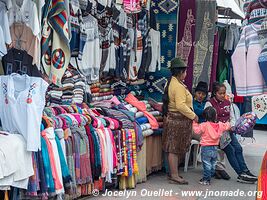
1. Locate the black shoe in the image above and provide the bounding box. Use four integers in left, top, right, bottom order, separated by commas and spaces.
245, 171, 258, 179
199, 178, 210, 185
219, 170, 231, 180
214, 170, 222, 179
237, 173, 257, 184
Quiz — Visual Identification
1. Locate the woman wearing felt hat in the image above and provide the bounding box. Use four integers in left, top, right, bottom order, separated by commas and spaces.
162, 57, 198, 185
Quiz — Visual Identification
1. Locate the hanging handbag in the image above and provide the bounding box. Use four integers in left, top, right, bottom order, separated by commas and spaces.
219, 131, 232, 149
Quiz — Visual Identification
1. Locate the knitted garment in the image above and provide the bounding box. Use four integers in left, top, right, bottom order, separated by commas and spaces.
232, 24, 267, 96
125, 93, 159, 129
245, 0, 267, 24
41, 0, 70, 86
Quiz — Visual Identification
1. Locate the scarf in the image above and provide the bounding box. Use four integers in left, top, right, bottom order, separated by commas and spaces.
125, 93, 159, 129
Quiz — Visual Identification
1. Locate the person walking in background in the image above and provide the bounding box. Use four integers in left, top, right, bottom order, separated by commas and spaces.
162, 57, 198, 185
193, 106, 231, 185
206, 82, 258, 184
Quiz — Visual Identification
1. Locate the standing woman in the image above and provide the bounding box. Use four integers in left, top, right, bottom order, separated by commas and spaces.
162, 58, 198, 184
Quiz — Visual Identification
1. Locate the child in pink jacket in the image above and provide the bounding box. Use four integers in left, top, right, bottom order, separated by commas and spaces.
193, 106, 231, 185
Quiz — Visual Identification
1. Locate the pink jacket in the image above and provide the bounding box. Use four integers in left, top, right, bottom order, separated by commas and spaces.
193, 121, 231, 146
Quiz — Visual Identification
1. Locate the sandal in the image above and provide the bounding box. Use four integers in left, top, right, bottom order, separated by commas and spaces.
169, 177, 189, 185
167, 174, 183, 179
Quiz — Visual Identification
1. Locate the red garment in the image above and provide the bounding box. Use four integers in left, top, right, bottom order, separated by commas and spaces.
125, 93, 159, 129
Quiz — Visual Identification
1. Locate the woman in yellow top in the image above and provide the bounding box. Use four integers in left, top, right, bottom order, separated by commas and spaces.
162, 57, 198, 185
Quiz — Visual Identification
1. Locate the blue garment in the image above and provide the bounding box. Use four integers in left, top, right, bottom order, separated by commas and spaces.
223, 133, 248, 175
201, 146, 218, 181
41, 137, 55, 193
193, 99, 206, 123
55, 135, 72, 185
136, 116, 149, 124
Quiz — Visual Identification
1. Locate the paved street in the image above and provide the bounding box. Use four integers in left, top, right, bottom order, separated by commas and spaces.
86, 129, 267, 200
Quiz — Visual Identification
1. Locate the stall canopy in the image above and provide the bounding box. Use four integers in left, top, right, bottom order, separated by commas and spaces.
217, 0, 245, 19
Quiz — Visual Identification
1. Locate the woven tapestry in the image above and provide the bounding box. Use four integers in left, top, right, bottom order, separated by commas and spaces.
150, 0, 180, 68
145, 68, 171, 102
193, 0, 216, 88
177, 0, 196, 91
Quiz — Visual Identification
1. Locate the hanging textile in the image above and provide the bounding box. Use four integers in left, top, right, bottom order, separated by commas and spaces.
193, 0, 216, 88
177, 0, 196, 90
150, 0, 180, 68
41, 0, 70, 86
209, 28, 219, 90
232, 24, 267, 96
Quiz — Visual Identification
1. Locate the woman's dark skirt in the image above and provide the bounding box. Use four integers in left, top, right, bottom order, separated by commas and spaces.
162, 111, 193, 156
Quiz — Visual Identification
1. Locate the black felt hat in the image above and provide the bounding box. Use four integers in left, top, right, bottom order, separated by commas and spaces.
195, 81, 208, 94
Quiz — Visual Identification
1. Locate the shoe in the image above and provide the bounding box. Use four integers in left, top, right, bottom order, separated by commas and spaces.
219, 170, 231, 180
199, 178, 210, 185
237, 173, 257, 184
245, 171, 258, 179
169, 177, 189, 185
214, 170, 222, 179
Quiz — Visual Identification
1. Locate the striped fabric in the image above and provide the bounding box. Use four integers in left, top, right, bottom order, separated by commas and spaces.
232, 24, 267, 96
245, 0, 267, 24
41, 0, 70, 86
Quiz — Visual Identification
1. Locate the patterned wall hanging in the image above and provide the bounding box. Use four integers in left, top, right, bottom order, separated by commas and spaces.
176, 0, 196, 91
192, 0, 216, 88
150, 0, 180, 68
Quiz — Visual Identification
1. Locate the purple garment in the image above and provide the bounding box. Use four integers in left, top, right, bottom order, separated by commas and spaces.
209, 30, 219, 91
177, 0, 196, 91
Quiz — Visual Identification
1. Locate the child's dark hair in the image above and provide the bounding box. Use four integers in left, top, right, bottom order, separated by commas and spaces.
203, 106, 217, 122
162, 67, 187, 116
211, 82, 226, 98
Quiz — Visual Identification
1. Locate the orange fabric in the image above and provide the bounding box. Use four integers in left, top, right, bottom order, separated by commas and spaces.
125, 93, 159, 129
41, 130, 63, 190
193, 121, 231, 146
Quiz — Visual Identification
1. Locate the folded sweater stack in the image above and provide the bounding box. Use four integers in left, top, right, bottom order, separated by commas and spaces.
46, 65, 86, 106
91, 82, 114, 102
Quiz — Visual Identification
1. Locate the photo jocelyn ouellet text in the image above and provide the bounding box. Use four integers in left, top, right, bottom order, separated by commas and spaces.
91, 188, 263, 199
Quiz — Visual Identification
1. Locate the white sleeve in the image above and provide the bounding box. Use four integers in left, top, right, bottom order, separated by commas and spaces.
230, 103, 240, 127
157, 31, 161, 71
204, 101, 212, 109
1, 8, 12, 44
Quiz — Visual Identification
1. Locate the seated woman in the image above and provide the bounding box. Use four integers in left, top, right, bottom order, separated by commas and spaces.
205, 82, 258, 184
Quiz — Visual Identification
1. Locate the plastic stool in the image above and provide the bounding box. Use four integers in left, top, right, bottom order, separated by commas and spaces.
184, 139, 200, 172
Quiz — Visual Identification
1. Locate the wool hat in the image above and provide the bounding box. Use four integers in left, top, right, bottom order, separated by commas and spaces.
168, 57, 187, 69
195, 81, 208, 94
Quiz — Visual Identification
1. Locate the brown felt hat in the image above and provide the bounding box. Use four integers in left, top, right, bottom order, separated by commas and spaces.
168, 57, 188, 69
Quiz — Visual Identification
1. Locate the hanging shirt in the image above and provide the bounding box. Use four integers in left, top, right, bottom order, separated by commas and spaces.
0, 74, 49, 151
2, 48, 41, 77
8, 0, 40, 36
0, 2, 12, 57
10, 23, 40, 66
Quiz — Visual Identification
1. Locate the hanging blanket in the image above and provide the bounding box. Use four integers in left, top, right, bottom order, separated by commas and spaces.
193, 0, 216, 88
150, 0, 180, 68
177, 0, 196, 90
41, 0, 70, 86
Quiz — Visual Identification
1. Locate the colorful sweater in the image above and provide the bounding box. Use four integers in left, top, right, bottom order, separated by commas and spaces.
232, 24, 267, 96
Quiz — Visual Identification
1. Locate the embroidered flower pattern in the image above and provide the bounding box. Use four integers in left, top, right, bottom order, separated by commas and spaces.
26, 83, 37, 104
